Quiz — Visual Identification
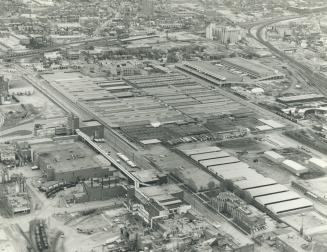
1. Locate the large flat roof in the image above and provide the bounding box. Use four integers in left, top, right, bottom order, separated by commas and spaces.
214, 168, 261, 180
34, 142, 111, 172
191, 151, 230, 161
182, 146, 221, 156
245, 184, 289, 198
277, 93, 324, 103
200, 157, 239, 167
255, 191, 300, 206
264, 150, 285, 160
208, 162, 249, 172
282, 160, 308, 171
267, 198, 313, 214
221, 57, 276, 77
234, 177, 277, 190
139, 184, 182, 198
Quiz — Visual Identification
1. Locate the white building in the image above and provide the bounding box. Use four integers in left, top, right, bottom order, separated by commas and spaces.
206, 23, 244, 44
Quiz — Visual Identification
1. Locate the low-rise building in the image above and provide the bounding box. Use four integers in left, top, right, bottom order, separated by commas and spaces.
32, 141, 113, 182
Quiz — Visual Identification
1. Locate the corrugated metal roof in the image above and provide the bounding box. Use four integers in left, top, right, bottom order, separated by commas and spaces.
191, 151, 230, 161
200, 157, 239, 167
208, 162, 250, 173
182, 146, 221, 156
255, 191, 300, 206
246, 184, 289, 198
267, 198, 313, 214
234, 177, 277, 190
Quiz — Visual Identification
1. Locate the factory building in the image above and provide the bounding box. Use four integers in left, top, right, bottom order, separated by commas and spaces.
281, 160, 308, 176
73, 177, 125, 203
220, 57, 284, 80
263, 150, 285, 164
79, 120, 104, 140
128, 184, 190, 225
266, 198, 313, 215
32, 141, 113, 182
181, 145, 313, 217
308, 157, 327, 170
277, 93, 325, 104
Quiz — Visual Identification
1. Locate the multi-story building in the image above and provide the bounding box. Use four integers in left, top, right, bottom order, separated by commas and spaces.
206, 23, 244, 44
127, 184, 191, 226
211, 192, 266, 234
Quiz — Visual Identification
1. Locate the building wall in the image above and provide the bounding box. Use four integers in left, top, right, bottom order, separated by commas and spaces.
83, 184, 126, 202
53, 166, 109, 183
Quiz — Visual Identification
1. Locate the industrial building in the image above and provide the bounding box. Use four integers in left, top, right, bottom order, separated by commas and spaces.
281, 160, 308, 176
277, 93, 325, 104
276, 231, 313, 252
191, 151, 230, 162
32, 141, 115, 182
128, 184, 190, 225
220, 57, 284, 80
182, 146, 221, 156
263, 150, 285, 164
245, 184, 290, 198
255, 191, 301, 207
199, 156, 240, 168
266, 198, 313, 215
131, 169, 167, 185
233, 177, 277, 190
308, 157, 327, 170
179, 61, 242, 86
292, 177, 327, 204
73, 177, 126, 203
211, 192, 266, 234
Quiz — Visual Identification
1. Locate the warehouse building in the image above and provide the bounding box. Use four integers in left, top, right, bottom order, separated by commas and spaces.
128, 184, 190, 225
276, 231, 312, 252
308, 157, 327, 170
245, 184, 290, 198
190, 151, 230, 162
277, 93, 325, 104
255, 191, 300, 206
199, 156, 240, 168
267, 198, 313, 215
263, 150, 285, 164
281, 160, 308, 176
208, 162, 250, 173
210, 167, 261, 181
220, 57, 284, 80
182, 146, 221, 156
234, 177, 277, 191
32, 141, 114, 182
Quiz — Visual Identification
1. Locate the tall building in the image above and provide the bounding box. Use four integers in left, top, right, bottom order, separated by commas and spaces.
206, 23, 244, 44
140, 0, 154, 17
0, 75, 9, 105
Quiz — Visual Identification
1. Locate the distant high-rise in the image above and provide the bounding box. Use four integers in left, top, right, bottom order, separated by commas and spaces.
140, 0, 154, 17
0, 75, 9, 105
206, 23, 244, 44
